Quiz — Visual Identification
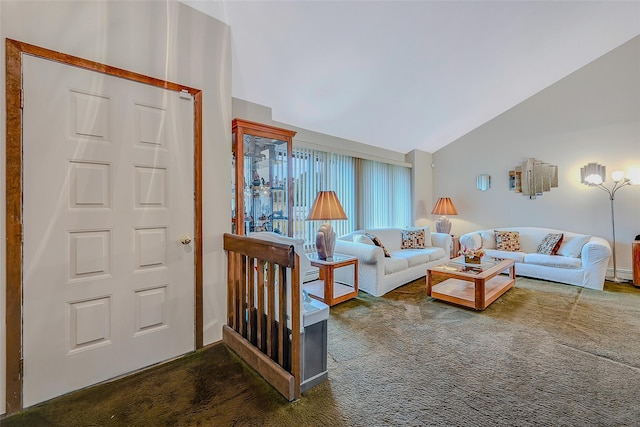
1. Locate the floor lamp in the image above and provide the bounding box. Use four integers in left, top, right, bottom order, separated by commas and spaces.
581, 163, 633, 283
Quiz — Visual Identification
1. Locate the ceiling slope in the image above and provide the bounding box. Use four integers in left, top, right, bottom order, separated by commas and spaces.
181, 0, 640, 154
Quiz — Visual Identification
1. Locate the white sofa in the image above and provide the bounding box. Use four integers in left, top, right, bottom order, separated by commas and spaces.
459, 227, 611, 290
334, 227, 452, 297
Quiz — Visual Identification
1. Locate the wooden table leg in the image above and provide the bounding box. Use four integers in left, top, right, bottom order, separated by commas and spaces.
475, 278, 485, 310
426, 271, 433, 296
324, 266, 334, 306
353, 261, 359, 293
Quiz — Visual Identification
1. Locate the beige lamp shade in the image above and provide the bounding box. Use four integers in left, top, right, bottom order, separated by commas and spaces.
431, 197, 457, 234
306, 191, 347, 220
431, 197, 458, 216
307, 191, 347, 260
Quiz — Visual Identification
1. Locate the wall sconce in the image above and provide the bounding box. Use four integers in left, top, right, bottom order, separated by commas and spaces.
476, 174, 491, 191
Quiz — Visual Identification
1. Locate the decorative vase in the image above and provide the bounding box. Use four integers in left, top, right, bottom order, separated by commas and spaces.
465, 256, 481, 264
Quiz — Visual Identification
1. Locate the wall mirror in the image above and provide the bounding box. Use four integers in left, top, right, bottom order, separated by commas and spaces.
476, 174, 491, 191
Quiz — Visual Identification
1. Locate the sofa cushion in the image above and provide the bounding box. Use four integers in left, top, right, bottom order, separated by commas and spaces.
384, 257, 409, 275
557, 234, 591, 258
485, 249, 525, 263
364, 233, 391, 257
536, 233, 564, 255
401, 228, 427, 249
495, 230, 520, 251
425, 247, 447, 262
389, 249, 429, 267
524, 253, 582, 269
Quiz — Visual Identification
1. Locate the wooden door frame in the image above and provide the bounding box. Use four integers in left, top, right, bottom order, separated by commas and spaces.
4, 38, 204, 414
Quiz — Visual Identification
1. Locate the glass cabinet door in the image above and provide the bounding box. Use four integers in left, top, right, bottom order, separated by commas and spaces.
232, 119, 296, 236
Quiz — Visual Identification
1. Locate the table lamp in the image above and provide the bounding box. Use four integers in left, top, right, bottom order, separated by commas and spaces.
431, 197, 458, 234
306, 191, 347, 260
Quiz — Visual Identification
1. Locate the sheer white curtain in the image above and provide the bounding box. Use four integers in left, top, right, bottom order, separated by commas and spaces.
357, 159, 411, 229
291, 148, 356, 250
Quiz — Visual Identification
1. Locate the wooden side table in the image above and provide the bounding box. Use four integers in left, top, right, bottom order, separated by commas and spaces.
304, 253, 358, 306
451, 235, 460, 258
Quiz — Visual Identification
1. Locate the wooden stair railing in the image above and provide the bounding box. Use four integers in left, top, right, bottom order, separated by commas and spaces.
222, 233, 301, 401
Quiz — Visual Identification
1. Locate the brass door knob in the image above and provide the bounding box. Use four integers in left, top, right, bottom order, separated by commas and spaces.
180, 235, 192, 245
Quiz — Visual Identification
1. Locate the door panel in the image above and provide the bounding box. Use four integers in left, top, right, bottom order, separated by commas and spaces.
22, 55, 195, 407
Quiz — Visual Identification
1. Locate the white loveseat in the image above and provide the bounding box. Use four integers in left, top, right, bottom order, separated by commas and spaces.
459, 227, 611, 290
334, 227, 452, 297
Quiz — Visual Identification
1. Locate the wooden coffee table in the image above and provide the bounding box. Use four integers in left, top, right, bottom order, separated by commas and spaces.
427, 257, 515, 310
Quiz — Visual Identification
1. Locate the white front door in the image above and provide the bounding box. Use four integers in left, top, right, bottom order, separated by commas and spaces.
22, 54, 195, 407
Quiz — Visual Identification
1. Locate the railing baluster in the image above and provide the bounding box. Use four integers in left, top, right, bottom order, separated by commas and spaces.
266, 261, 276, 359
248, 256, 256, 344
257, 259, 266, 352
277, 266, 286, 367
240, 255, 248, 338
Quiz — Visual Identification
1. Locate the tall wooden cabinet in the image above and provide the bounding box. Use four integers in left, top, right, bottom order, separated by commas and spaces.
232, 119, 296, 236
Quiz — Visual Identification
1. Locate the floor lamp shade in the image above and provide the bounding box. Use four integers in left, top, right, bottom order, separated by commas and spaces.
581, 164, 634, 283
431, 197, 458, 234
307, 191, 347, 260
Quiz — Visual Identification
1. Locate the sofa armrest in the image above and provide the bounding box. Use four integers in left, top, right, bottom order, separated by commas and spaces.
581, 236, 612, 267
459, 232, 481, 250
430, 232, 452, 257
334, 240, 384, 264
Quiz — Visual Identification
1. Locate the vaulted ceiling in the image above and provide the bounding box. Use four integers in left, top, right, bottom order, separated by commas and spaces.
182, 1, 640, 154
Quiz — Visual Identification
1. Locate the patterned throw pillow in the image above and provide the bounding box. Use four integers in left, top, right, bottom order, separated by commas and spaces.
537, 233, 563, 255
495, 230, 520, 252
401, 229, 426, 249
364, 232, 391, 257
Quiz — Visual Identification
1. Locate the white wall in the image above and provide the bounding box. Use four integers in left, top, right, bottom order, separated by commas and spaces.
433, 36, 640, 277
0, 0, 231, 413
232, 98, 411, 167
406, 149, 434, 227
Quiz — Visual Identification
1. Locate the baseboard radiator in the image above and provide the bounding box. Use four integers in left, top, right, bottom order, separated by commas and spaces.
223, 233, 302, 401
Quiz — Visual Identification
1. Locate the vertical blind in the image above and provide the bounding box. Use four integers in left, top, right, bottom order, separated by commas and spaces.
357, 159, 412, 229
291, 148, 356, 250
291, 147, 411, 250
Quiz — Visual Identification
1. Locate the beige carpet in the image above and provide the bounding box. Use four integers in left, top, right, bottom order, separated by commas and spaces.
4, 277, 640, 426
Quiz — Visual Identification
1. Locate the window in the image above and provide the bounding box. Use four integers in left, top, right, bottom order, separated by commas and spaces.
291, 147, 411, 250
357, 159, 411, 229
291, 148, 356, 250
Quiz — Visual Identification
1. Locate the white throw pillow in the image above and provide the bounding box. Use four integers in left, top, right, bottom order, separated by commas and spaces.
557, 234, 591, 258
354, 233, 375, 245
480, 231, 496, 249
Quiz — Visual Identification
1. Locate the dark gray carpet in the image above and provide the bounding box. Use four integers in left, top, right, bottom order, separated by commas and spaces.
4, 278, 640, 426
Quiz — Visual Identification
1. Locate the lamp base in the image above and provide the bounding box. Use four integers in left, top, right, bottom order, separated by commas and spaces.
316, 223, 336, 260
435, 216, 451, 234
606, 275, 629, 284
